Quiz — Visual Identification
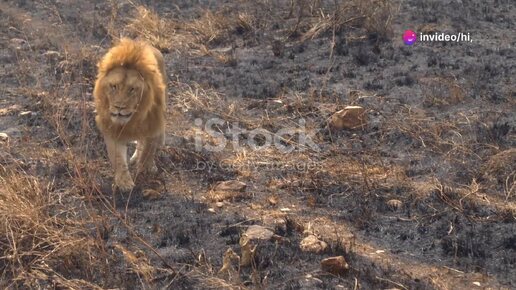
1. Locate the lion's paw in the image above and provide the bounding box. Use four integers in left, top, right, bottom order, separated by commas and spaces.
114, 171, 135, 191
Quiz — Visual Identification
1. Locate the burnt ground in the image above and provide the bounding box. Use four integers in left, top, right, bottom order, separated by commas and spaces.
0, 0, 515, 289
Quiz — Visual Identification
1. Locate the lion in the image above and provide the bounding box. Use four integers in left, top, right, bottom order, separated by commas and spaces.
93, 38, 167, 191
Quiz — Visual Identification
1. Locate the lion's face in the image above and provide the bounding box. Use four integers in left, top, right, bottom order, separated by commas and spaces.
101, 67, 146, 125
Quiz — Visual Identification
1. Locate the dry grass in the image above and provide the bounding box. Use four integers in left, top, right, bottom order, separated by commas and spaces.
125, 5, 250, 56
421, 76, 465, 107
0, 6, 160, 288
2, 0, 513, 288
186, 10, 238, 45
126, 6, 185, 52
301, 0, 397, 41
0, 166, 103, 288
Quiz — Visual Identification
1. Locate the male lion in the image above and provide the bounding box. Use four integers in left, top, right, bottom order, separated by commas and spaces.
93, 38, 166, 191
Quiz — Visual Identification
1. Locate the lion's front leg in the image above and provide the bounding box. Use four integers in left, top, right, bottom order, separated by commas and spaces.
105, 135, 134, 191
135, 134, 162, 175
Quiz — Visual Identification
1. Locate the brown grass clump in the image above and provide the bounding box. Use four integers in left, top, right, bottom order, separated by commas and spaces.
186, 10, 239, 45
421, 76, 465, 107
126, 6, 184, 52
0, 167, 102, 288
126, 6, 251, 55
483, 149, 516, 200
301, 0, 397, 41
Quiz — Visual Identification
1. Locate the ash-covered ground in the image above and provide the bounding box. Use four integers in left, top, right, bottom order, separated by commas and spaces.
0, 0, 514, 289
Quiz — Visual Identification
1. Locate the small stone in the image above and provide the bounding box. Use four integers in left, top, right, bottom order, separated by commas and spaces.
243, 225, 274, 241
43, 50, 61, 62
240, 225, 275, 267
386, 199, 402, 211
262, 215, 287, 233
142, 189, 161, 200
10, 38, 28, 50
19, 111, 33, 117
215, 180, 247, 192
329, 106, 367, 130
300, 235, 328, 253
208, 208, 216, 213
215, 201, 224, 208
0, 133, 9, 142
280, 207, 291, 212
321, 256, 349, 276
10, 38, 26, 44
209, 180, 248, 202
208, 190, 245, 202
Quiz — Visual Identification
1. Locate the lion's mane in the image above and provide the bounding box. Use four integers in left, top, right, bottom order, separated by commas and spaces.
93, 38, 166, 141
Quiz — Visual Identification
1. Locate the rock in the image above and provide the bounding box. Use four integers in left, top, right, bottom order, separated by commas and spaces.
243, 225, 274, 240
300, 235, 328, 254
208, 190, 245, 202
0, 133, 9, 142
386, 199, 402, 211
320, 256, 349, 276
329, 106, 367, 130
142, 189, 161, 200
215, 180, 247, 192
43, 50, 61, 62
10, 38, 28, 50
239, 225, 275, 267
208, 180, 247, 202
19, 111, 34, 117
262, 215, 287, 233
215, 201, 224, 208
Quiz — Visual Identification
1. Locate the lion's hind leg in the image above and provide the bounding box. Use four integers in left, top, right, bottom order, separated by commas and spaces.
130, 141, 143, 166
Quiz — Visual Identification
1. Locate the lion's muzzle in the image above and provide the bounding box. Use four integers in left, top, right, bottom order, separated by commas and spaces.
110, 106, 134, 124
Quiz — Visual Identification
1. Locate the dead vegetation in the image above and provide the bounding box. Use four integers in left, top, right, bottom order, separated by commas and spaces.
0, 166, 101, 288
299, 0, 397, 41
0, 0, 514, 289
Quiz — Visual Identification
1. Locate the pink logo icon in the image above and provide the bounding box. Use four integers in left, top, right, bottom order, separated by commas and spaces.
403, 30, 417, 45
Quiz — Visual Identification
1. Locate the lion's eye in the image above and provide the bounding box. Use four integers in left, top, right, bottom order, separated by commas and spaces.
129, 87, 135, 94
110, 84, 116, 91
